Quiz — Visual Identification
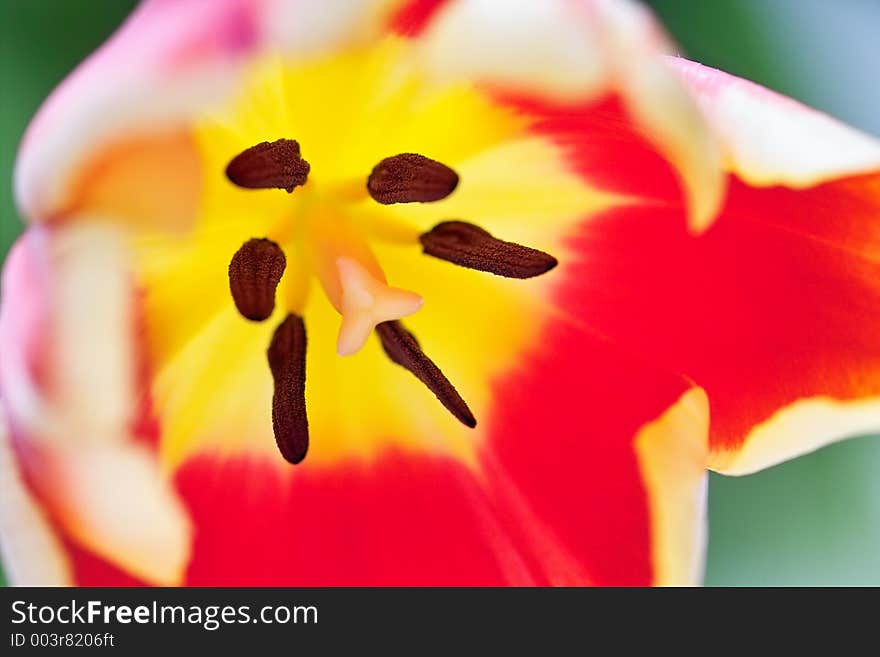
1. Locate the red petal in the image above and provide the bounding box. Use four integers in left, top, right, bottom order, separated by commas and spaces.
390, 0, 451, 36
176, 453, 530, 586
482, 319, 704, 585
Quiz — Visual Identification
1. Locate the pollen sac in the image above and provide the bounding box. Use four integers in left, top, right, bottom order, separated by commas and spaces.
268, 314, 309, 464
225, 139, 310, 193
228, 238, 287, 321
376, 320, 476, 428
367, 153, 459, 204
420, 221, 558, 279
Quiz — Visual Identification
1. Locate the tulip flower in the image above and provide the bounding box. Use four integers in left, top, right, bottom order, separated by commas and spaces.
1, 0, 879, 587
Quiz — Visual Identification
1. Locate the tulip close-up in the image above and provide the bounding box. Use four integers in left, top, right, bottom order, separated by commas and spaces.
1, 0, 879, 588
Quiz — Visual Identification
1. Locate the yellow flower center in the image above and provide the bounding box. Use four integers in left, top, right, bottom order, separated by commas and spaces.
131, 37, 614, 470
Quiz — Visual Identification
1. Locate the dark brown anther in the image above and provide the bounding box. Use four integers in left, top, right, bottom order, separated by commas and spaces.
419, 221, 558, 279
225, 139, 310, 193
376, 321, 476, 428
267, 314, 309, 464
367, 153, 459, 204
228, 238, 287, 321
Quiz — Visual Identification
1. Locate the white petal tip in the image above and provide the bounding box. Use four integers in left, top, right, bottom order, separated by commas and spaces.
49, 444, 193, 586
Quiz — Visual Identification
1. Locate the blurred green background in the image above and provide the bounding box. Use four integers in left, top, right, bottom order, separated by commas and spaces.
0, 0, 878, 585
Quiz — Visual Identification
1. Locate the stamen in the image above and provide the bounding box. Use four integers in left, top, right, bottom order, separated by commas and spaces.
420, 221, 558, 279
367, 153, 459, 204
376, 321, 476, 428
228, 238, 287, 321
267, 314, 309, 464
226, 139, 310, 193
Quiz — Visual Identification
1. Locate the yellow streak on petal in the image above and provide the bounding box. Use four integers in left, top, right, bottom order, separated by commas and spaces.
709, 396, 880, 476
635, 387, 709, 586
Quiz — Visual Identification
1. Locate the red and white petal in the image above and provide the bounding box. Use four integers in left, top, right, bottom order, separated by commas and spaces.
482, 318, 709, 586
505, 59, 880, 476
0, 224, 136, 443
14, 0, 399, 227
14, 0, 255, 225
704, 176, 880, 474
413, 0, 724, 231
56, 455, 542, 586
670, 58, 880, 188
552, 177, 880, 476
18, 440, 192, 586
0, 226, 192, 585
0, 408, 72, 586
